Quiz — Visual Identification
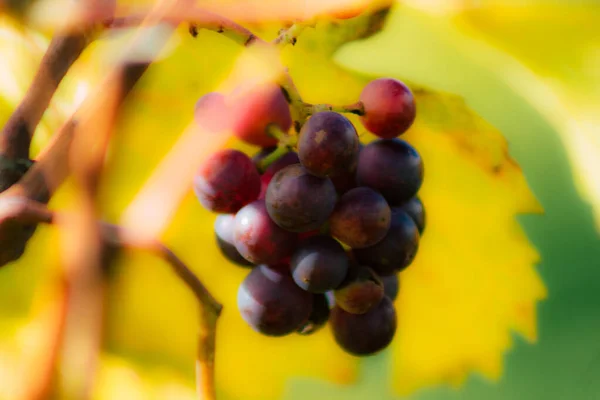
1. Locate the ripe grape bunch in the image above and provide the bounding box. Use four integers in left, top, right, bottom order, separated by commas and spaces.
194, 77, 425, 356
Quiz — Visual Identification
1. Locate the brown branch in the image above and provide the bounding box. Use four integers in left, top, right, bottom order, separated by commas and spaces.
103, 223, 223, 400
272, 22, 311, 46
0, 31, 94, 160
54, 49, 127, 399
5, 60, 152, 204
0, 198, 222, 400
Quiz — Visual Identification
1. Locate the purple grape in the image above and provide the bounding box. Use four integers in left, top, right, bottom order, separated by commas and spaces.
334, 264, 383, 314
238, 265, 313, 336
194, 149, 261, 213
357, 139, 423, 205
297, 293, 330, 335
266, 164, 337, 232
359, 78, 416, 139
290, 235, 349, 293
396, 196, 426, 234
381, 274, 400, 301
329, 187, 391, 249
233, 200, 297, 264
353, 208, 420, 275
214, 214, 253, 267
298, 111, 360, 178
259, 151, 300, 199
331, 296, 397, 356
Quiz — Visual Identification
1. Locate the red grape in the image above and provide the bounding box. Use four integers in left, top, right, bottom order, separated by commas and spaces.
233, 200, 297, 264
194, 92, 231, 133
360, 78, 416, 139
194, 149, 261, 213
229, 83, 292, 147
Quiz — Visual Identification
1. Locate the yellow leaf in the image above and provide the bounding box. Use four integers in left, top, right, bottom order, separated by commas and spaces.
0, 5, 545, 400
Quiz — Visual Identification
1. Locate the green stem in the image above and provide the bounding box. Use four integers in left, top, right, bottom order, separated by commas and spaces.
273, 23, 312, 46
305, 101, 365, 116
265, 124, 297, 146
258, 145, 290, 173
279, 75, 308, 132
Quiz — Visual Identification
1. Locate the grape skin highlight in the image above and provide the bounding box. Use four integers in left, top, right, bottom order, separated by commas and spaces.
233, 200, 297, 264
214, 214, 254, 267
298, 111, 360, 178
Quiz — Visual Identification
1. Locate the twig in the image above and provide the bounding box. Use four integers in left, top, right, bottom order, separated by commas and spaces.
0, 198, 222, 400
4, 39, 155, 203
0, 31, 94, 159
101, 223, 223, 400
55, 49, 128, 399
304, 101, 365, 116
272, 22, 311, 46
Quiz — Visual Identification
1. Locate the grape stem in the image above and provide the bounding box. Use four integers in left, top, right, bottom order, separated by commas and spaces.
185, 15, 311, 133
257, 124, 298, 172
258, 145, 289, 173
272, 22, 313, 46
304, 101, 365, 116
0, 198, 223, 400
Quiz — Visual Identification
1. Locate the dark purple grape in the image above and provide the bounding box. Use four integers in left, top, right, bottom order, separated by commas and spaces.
238, 265, 313, 336
194, 149, 261, 213
396, 196, 426, 234
329, 187, 391, 249
334, 264, 383, 314
357, 139, 423, 205
330, 142, 363, 195
298, 111, 359, 178
252, 147, 277, 166
381, 274, 400, 301
214, 215, 254, 267
359, 78, 416, 139
297, 293, 330, 335
266, 164, 337, 232
331, 296, 397, 356
233, 200, 297, 264
194, 92, 231, 133
353, 208, 419, 275
259, 151, 300, 199
330, 167, 357, 195
229, 83, 292, 147
290, 236, 348, 293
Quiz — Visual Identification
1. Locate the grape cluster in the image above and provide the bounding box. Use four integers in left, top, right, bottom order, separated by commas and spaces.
194, 78, 425, 356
